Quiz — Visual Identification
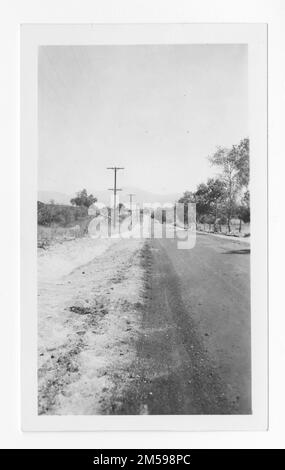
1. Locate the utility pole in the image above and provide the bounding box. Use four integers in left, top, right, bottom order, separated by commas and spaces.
107, 167, 124, 228
128, 193, 135, 228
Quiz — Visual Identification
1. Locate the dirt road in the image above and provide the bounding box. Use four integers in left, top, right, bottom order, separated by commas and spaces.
38, 228, 251, 415
114, 232, 251, 415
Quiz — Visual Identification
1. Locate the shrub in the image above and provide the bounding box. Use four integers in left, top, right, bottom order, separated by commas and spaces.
37, 201, 88, 227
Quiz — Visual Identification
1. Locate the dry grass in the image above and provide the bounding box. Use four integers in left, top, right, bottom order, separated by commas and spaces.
37, 216, 94, 248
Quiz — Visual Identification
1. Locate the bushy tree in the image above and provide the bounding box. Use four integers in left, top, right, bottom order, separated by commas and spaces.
236, 189, 250, 231
206, 178, 226, 205
194, 183, 211, 219
209, 138, 249, 232
234, 138, 249, 188
178, 179, 226, 227
70, 189, 97, 208
178, 191, 195, 204
37, 201, 52, 225
178, 191, 196, 226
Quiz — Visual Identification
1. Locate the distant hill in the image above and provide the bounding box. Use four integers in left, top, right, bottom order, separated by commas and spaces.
38, 187, 182, 207
38, 191, 72, 205
90, 186, 181, 207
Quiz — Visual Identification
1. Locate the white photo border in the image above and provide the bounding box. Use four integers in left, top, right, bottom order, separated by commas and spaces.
21, 23, 267, 431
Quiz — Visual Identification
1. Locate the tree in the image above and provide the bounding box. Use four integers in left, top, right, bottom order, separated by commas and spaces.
194, 183, 211, 220
70, 189, 97, 208
209, 145, 242, 232
178, 191, 196, 226
236, 190, 250, 231
234, 138, 249, 188
203, 178, 226, 230
206, 178, 226, 204
178, 180, 225, 228
209, 138, 250, 232
178, 191, 195, 204
37, 201, 52, 225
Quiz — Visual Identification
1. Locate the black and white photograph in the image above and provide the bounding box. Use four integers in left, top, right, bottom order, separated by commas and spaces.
0, 0, 283, 454
18, 22, 268, 434
37, 42, 251, 416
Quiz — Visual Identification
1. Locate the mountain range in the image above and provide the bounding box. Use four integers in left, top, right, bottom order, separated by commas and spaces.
38, 187, 182, 207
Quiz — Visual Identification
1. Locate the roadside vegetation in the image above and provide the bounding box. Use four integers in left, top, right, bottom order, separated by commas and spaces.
37, 189, 97, 248
179, 138, 250, 236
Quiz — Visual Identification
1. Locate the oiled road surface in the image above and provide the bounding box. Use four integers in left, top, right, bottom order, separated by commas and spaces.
119, 232, 251, 415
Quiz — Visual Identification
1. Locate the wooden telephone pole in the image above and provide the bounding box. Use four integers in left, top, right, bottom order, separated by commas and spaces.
128, 193, 135, 228
107, 167, 124, 228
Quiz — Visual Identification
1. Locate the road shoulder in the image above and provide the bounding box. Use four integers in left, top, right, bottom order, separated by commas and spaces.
38, 238, 144, 415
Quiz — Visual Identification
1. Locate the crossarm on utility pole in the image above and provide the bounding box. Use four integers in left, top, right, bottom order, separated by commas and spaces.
107, 167, 124, 228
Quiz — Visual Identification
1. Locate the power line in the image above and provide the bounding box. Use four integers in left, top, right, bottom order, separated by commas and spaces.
128, 193, 136, 228
107, 167, 124, 228
128, 193, 135, 211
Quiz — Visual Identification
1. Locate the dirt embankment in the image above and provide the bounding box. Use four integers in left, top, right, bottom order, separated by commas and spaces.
38, 237, 144, 415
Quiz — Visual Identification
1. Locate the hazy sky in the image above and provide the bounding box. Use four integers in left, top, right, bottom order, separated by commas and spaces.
38, 44, 248, 196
